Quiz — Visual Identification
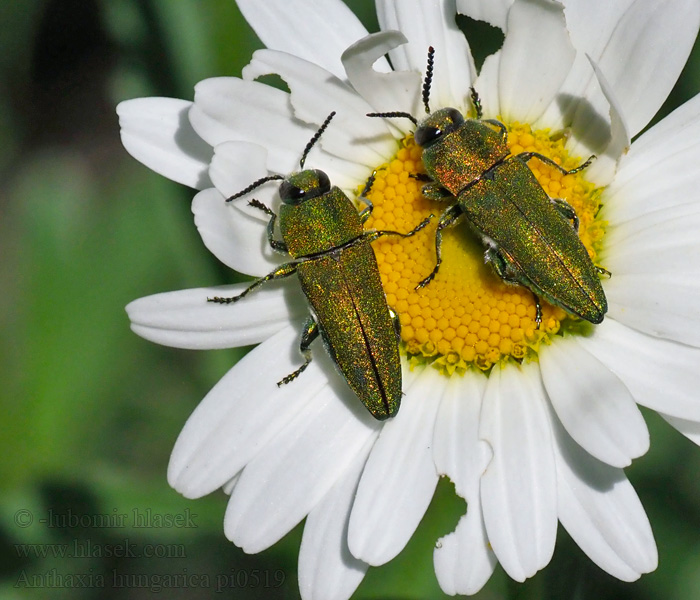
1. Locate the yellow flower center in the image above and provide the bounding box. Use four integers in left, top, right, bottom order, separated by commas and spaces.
363, 123, 605, 374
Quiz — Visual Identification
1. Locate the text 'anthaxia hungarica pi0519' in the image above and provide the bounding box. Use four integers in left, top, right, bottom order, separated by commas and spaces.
209, 112, 431, 420
370, 47, 608, 328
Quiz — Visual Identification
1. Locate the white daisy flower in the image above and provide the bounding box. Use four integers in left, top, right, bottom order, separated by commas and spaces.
118, 0, 700, 597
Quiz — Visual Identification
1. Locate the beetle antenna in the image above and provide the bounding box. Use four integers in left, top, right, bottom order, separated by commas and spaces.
422, 46, 435, 114
367, 111, 418, 126
300, 111, 336, 169
226, 175, 284, 202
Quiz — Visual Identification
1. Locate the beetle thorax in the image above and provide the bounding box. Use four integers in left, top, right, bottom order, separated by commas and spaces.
279, 188, 365, 258
421, 119, 510, 195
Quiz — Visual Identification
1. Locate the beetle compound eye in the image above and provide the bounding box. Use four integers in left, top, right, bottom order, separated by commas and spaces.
314, 170, 331, 195
445, 108, 464, 128
279, 180, 306, 205
414, 125, 442, 148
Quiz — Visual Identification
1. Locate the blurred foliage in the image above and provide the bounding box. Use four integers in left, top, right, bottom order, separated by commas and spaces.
1, 1, 700, 599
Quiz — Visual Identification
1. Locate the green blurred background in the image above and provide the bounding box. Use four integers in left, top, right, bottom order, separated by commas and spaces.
2, 1, 700, 598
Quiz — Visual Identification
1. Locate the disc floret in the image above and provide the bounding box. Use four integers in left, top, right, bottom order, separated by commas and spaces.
363, 124, 605, 374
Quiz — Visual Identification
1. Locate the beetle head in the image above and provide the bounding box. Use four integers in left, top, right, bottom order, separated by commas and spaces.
413, 107, 465, 148
366, 47, 470, 149
279, 169, 331, 205
227, 111, 336, 204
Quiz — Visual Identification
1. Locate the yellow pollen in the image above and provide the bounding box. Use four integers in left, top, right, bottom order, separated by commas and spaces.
362, 123, 605, 374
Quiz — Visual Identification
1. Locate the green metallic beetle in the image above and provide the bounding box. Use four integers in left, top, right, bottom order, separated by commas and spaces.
209, 112, 431, 420
369, 47, 608, 327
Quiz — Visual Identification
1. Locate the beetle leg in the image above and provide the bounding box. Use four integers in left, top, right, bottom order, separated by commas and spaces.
248, 199, 288, 253
484, 119, 509, 144
341, 213, 433, 268
208, 261, 299, 304
416, 204, 464, 289
410, 173, 433, 182
388, 307, 401, 341
595, 265, 612, 278
532, 294, 543, 328
421, 182, 453, 201
361, 170, 378, 196
278, 317, 319, 386
363, 214, 434, 245
484, 245, 515, 284
516, 152, 596, 176
485, 246, 543, 329
550, 197, 579, 232
358, 197, 374, 223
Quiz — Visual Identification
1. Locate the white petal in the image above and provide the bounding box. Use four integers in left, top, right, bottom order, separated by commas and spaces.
434, 511, 497, 596
457, 0, 513, 29
534, 0, 697, 151
604, 273, 700, 349
515, 0, 611, 144
222, 473, 240, 496
578, 318, 700, 421
580, 56, 630, 186
496, 0, 576, 124
539, 336, 648, 468
564, 0, 700, 136
168, 325, 328, 497
126, 283, 303, 349
342, 31, 423, 133
536, 52, 613, 180
242, 49, 395, 173
298, 438, 374, 600
117, 97, 212, 189
190, 77, 313, 174
433, 375, 491, 501
225, 377, 379, 553
473, 50, 502, 119
348, 366, 441, 566
376, 0, 476, 111
208, 141, 283, 224
236, 0, 371, 80
193, 187, 282, 277
432, 376, 496, 595
604, 203, 700, 277
479, 362, 557, 582
602, 205, 700, 346
604, 92, 700, 225
208, 140, 273, 200
554, 413, 657, 579
660, 413, 700, 447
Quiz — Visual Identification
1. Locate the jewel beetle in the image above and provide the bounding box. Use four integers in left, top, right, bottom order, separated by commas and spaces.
369, 47, 608, 327
209, 112, 431, 420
